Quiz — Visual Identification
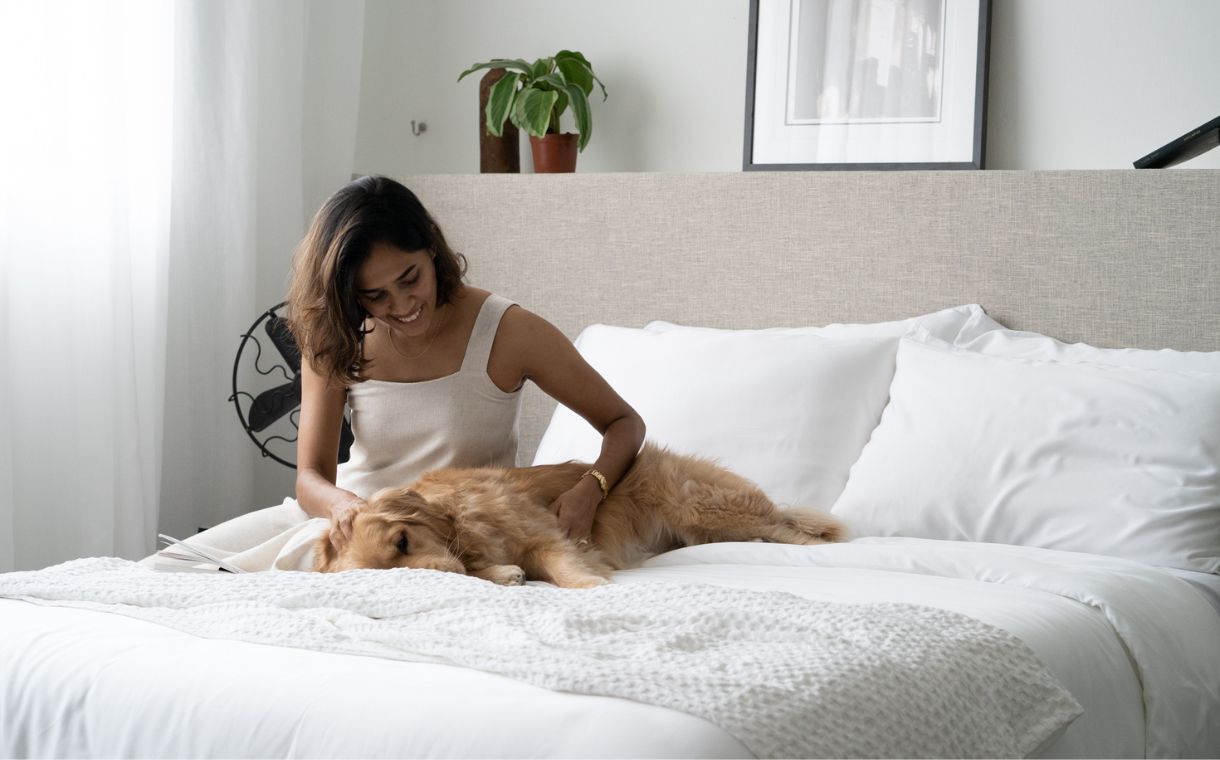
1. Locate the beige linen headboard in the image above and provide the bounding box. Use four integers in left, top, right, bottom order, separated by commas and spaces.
402, 170, 1220, 462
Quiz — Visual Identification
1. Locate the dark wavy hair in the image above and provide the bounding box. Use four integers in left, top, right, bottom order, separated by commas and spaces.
285, 176, 467, 386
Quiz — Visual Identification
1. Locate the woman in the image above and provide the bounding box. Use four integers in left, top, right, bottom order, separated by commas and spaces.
286, 176, 644, 551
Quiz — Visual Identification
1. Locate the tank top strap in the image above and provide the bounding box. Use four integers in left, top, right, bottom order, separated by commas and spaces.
461, 294, 516, 373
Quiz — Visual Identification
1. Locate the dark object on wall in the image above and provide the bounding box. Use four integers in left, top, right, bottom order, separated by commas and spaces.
744, 0, 992, 170
229, 302, 353, 469
1134, 114, 1220, 169
479, 68, 520, 173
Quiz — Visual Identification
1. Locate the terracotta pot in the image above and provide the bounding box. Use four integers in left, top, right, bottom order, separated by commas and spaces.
529, 133, 579, 173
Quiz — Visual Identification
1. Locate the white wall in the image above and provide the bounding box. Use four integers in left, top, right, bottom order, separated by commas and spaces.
354, 0, 748, 175
352, 0, 1220, 174
987, 0, 1220, 169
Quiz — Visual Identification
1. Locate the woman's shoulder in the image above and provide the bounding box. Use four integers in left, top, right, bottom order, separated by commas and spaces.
493, 299, 568, 354
465, 287, 533, 326
444, 286, 495, 330
485, 297, 571, 390
453, 285, 491, 310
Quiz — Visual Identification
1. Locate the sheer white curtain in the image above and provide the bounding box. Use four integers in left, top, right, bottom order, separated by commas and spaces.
0, 0, 365, 571
0, 0, 173, 572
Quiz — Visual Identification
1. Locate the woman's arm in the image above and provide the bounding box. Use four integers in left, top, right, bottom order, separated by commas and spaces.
492, 307, 646, 540
297, 358, 366, 545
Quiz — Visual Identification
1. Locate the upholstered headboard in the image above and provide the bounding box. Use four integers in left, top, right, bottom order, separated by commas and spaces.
403, 170, 1220, 462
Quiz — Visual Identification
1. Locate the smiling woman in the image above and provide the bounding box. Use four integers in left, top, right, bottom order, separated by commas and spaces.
357, 244, 453, 361
286, 178, 470, 389
281, 176, 645, 561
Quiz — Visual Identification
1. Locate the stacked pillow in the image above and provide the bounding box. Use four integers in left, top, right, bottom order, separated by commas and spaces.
533, 305, 995, 510
954, 322, 1220, 372
536, 304, 1220, 573
831, 326, 1220, 573
642, 303, 998, 341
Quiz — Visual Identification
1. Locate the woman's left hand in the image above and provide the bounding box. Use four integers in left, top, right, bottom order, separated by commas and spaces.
548, 476, 603, 544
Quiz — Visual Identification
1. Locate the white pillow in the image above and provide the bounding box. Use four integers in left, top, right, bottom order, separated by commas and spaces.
954, 324, 1220, 373
533, 326, 897, 510
536, 306, 998, 509
645, 303, 1001, 342
831, 330, 1220, 573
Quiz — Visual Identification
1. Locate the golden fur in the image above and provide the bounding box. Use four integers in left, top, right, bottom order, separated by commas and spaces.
314, 443, 845, 588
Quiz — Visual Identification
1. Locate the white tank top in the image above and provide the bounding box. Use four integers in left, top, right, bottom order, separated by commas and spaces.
335, 294, 523, 500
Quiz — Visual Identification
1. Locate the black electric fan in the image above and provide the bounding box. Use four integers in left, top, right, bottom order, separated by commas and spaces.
230, 302, 353, 468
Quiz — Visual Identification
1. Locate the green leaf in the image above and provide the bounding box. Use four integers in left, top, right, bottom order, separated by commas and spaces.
529, 57, 554, 79
551, 90, 568, 132
531, 73, 568, 92
554, 50, 590, 67
457, 58, 532, 82
510, 88, 559, 138
555, 57, 593, 97
467, 51, 603, 143
521, 74, 569, 130
484, 72, 519, 136
564, 82, 592, 151
555, 50, 606, 100
591, 72, 608, 101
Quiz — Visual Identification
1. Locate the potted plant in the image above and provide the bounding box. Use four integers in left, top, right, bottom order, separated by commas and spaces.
459, 50, 607, 173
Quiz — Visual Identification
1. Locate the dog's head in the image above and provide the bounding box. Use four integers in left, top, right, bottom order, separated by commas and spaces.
313, 487, 464, 574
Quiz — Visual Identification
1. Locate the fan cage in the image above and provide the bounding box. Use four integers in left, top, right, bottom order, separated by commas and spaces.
230, 302, 299, 469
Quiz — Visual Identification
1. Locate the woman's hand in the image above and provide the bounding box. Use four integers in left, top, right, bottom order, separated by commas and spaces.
329, 496, 368, 552
548, 476, 603, 544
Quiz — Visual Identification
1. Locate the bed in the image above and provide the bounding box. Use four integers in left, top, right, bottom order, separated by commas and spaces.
3, 170, 1219, 758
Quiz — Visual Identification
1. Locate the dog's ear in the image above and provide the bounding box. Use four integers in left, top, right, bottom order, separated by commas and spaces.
313, 528, 336, 572
370, 487, 427, 513
406, 495, 458, 540
369, 487, 457, 541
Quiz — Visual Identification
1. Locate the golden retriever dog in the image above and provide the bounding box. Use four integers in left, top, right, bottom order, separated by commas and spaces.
314, 443, 844, 588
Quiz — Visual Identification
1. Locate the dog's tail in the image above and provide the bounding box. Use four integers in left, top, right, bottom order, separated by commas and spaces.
783, 507, 847, 544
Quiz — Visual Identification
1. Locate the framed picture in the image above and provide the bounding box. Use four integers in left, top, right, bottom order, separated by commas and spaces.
744, 0, 991, 170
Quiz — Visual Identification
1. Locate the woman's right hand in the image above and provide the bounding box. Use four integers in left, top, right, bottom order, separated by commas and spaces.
329, 496, 368, 552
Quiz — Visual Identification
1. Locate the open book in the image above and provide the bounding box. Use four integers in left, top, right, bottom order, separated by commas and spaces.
154, 533, 247, 574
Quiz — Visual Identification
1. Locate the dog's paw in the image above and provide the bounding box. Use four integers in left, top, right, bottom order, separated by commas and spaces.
564, 575, 612, 589
414, 557, 466, 575
496, 565, 527, 586
477, 564, 526, 586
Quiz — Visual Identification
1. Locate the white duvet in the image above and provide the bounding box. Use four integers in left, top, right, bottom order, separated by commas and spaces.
2, 538, 1218, 758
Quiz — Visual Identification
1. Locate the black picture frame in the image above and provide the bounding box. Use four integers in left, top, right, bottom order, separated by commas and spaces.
744, 0, 992, 171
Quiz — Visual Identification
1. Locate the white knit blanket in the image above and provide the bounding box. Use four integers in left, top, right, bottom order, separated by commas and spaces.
0, 558, 1081, 758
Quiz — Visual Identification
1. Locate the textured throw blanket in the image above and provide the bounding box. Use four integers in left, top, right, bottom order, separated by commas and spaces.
0, 558, 1081, 758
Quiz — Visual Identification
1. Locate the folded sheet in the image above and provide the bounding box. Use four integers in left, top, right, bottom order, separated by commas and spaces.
641, 538, 1220, 758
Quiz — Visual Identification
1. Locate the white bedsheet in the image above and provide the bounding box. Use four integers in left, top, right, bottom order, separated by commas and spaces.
0, 557, 1082, 759
1163, 566, 1220, 616
2, 538, 1217, 758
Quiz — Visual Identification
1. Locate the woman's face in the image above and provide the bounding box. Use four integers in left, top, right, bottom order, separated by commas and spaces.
354, 242, 438, 337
